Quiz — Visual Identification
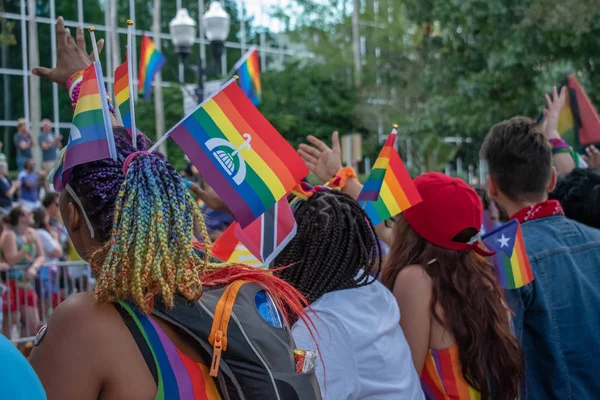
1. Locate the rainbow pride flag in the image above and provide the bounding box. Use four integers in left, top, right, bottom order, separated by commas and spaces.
482, 219, 534, 289
358, 127, 422, 226
138, 35, 166, 101
114, 55, 132, 130
52, 61, 117, 191
166, 79, 308, 227
232, 47, 261, 106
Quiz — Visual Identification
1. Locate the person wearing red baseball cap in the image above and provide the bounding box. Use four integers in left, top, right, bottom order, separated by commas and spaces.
379, 173, 522, 400
299, 133, 523, 399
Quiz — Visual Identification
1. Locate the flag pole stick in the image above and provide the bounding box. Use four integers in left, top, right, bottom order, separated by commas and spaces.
126, 19, 138, 148
89, 26, 100, 63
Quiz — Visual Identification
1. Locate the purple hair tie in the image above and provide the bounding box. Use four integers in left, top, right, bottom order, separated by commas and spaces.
122, 151, 151, 174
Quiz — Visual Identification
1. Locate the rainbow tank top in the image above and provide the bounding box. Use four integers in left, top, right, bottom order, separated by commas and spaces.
421, 345, 485, 399
116, 301, 221, 400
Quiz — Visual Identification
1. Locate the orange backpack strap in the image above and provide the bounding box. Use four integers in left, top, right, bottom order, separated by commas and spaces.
208, 280, 250, 376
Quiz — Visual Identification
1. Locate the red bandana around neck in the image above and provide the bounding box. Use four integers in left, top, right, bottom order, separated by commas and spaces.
511, 200, 565, 224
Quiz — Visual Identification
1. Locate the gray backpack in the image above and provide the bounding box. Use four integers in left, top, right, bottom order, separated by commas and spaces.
152, 280, 322, 400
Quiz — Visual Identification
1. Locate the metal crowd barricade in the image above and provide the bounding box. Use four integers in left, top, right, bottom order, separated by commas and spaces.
1, 260, 94, 344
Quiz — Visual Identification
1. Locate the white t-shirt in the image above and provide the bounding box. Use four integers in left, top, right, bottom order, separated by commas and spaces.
36, 228, 60, 264
292, 279, 424, 400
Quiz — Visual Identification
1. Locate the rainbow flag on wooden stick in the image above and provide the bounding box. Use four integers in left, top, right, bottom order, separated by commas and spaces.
138, 35, 166, 101
114, 56, 132, 130
52, 61, 117, 191
156, 79, 308, 227
232, 47, 262, 106
481, 219, 534, 289
358, 125, 422, 226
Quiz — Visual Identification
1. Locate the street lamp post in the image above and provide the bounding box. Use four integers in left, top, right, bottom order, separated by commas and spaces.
169, 2, 231, 105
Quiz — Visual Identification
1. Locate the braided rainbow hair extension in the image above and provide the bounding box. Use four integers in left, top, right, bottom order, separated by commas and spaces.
68, 127, 223, 313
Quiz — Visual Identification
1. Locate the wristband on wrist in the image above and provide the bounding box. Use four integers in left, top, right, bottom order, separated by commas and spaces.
325, 166, 357, 190
67, 70, 116, 116
549, 138, 570, 154
67, 71, 84, 110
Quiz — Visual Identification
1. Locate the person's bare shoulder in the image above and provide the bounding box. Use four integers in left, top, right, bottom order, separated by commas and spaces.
392, 264, 433, 301
30, 292, 123, 361
395, 264, 432, 285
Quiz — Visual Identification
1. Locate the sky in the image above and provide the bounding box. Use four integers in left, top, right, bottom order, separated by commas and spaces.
243, 0, 290, 32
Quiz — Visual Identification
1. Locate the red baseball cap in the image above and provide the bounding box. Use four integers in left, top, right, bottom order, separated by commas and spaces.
403, 172, 490, 255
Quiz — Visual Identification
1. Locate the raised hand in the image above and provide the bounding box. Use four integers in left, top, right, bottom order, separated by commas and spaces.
298, 131, 342, 183
190, 181, 232, 215
543, 85, 567, 140
582, 145, 600, 168
32, 17, 104, 86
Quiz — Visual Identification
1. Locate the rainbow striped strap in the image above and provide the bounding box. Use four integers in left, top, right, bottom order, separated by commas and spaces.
325, 166, 356, 190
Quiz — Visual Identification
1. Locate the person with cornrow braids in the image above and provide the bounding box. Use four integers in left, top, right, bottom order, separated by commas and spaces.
29, 17, 317, 400
272, 185, 424, 399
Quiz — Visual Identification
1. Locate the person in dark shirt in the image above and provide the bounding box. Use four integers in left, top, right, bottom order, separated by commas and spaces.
0, 161, 19, 211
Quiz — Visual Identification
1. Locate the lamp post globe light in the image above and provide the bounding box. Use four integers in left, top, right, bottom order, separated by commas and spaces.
202, 1, 231, 66
169, 8, 196, 63
169, 2, 231, 105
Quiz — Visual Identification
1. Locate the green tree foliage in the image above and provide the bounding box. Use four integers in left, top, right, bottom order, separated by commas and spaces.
275, 0, 600, 170
400, 0, 600, 149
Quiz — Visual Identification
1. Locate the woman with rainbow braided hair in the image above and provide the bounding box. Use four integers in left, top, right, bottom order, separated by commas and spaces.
29, 17, 313, 400
271, 185, 424, 399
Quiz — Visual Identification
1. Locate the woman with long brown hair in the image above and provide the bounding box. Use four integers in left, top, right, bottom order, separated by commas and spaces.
381, 173, 522, 399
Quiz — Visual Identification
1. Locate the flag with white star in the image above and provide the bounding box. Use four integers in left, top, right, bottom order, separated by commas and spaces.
481, 219, 534, 289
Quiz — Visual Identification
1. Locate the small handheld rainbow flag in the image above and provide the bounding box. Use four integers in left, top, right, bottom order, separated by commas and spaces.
152, 79, 308, 228
114, 56, 132, 130
53, 61, 117, 191
138, 35, 166, 101
231, 47, 261, 106
540, 74, 600, 151
212, 223, 265, 268
358, 125, 422, 226
481, 219, 534, 289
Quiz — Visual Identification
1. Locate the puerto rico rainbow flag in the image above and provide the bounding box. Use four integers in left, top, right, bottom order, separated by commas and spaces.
235, 198, 297, 266
138, 35, 166, 101
358, 126, 422, 226
212, 223, 265, 268
166, 79, 308, 227
52, 61, 117, 191
482, 219, 534, 289
232, 47, 261, 106
114, 55, 132, 130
